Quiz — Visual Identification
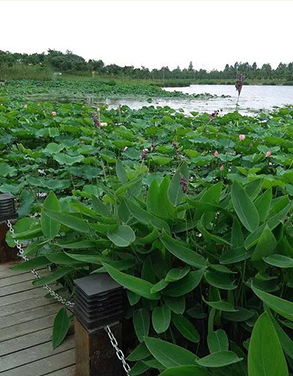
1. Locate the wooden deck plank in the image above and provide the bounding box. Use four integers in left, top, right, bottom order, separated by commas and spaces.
0, 280, 40, 297
0, 262, 26, 279
0, 302, 61, 329
0, 348, 76, 376
0, 286, 49, 307
0, 335, 74, 373
0, 269, 48, 287
0, 314, 56, 342
0, 327, 53, 357
44, 365, 76, 376
0, 296, 57, 317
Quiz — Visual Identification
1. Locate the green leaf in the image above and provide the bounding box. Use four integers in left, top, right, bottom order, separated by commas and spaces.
55, 240, 97, 249
41, 192, 61, 239
163, 270, 204, 297
12, 256, 52, 271
244, 179, 263, 201
165, 267, 190, 282
52, 308, 71, 349
203, 297, 237, 312
198, 220, 231, 246
129, 361, 150, 376
151, 279, 169, 294
231, 181, 260, 232
263, 254, 293, 268
125, 198, 170, 231
65, 252, 102, 264
172, 314, 200, 343
220, 246, 253, 265
144, 337, 196, 368
252, 285, 293, 321
163, 296, 185, 314
127, 290, 141, 306
43, 209, 89, 233
251, 225, 277, 262
168, 163, 188, 206
196, 351, 243, 368
255, 189, 272, 222
134, 308, 150, 342
103, 263, 159, 300
127, 342, 151, 361
248, 312, 288, 376
161, 231, 207, 269
159, 366, 210, 376
32, 267, 73, 286
207, 330, 229, 353
152, 305, 171, 333
92, 195, 112, 217
107, 225, 135, 247
205, 271, 237, 290
116, 160, 128, 183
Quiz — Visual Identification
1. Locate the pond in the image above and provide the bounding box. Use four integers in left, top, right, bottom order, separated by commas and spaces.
96, 85, 293, 115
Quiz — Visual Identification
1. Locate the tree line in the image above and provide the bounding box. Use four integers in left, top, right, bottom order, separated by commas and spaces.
1, 49, 293, 81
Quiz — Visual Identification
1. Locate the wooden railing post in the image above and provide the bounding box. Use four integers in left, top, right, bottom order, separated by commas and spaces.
73, 274, 125, 376
0, 194, 18, 263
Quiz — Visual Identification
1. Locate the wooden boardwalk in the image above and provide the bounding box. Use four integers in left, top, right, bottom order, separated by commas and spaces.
0, 262, 76, 376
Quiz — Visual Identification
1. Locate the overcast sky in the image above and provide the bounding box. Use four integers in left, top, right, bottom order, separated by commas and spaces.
1, 1, 292, 71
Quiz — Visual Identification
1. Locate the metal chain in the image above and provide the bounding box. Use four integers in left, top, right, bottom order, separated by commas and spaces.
6, 219, 131, 374
105, 325, 131, 375
6, 220, 74, 308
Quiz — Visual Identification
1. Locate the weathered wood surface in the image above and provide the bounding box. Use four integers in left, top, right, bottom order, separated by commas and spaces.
0, 262, 76, 375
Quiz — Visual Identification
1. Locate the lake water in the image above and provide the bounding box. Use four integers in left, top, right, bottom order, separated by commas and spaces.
100, 85, 293, 115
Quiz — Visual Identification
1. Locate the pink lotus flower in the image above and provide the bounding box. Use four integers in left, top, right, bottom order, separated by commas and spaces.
51, 111, 57, 116
23, 104, 28, 108
123, 146, 128, 151
266, 150, 272, 157
220, 164, 225, 171
239, 134, 245, 141
214, 150, 219, 157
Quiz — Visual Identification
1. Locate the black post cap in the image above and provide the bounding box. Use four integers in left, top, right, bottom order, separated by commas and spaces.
0, 194, 18, 222
73, 273, 124, 330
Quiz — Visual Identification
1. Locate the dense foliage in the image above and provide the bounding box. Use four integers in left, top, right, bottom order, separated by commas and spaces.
2, 88, 293, 375
1, 49, 293, 83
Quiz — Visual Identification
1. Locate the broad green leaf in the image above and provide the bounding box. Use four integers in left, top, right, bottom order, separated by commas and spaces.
116, 160, 128, 183
220, 247, 253, 265
127, 290, 141, 306
12, 256, 52, 271
196, 351, 243, 368
52, 308, 71, 349
45, 252, 82, 265
231, 181, 260, 232
43, 209, 89, 233
252, 285, 293, 321
251, 225, 277, 261
158, 366, 210, 376
65, 252, 102, 264
207, 330, 229, 353
107, 225, 136, 247
144, 337, 196, 368
151, 279, 169, 294
163, 296, 185, 314
92, 195, 112, 217
32, 267, 73, 286
163, 270, 204, 297
205, 271, 237, 290
231, 219, 244, 248
55, 240, 97, 249
161, 231, 207, 269
152, 305, 171, 333
223, 308, 254, 322
103, 263, 159, 300
165, 267, 190, 282
245, 202, 292, 249
129, 361, 150, 376
198, 220, 231, 246
134, 308, 150, 342
268, 310, 293, 361
244, 179, 263, 201
168, 163, 188, 206
203, 297, 237, 312
263, 254, 293, 268
248, 312, 288, 376
172, 314, 200, 343
125, 198, 170, 231
255, 189, 272, 222
127, 342, 151, 361
41, 192, 60, 239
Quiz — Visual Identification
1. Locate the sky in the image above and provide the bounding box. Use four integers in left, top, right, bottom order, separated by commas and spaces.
0, 1, 292, 71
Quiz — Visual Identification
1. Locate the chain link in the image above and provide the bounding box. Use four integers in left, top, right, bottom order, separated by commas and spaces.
6, 220, 74, 308
6, 219, 131, 374
105, 325, 131, 375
